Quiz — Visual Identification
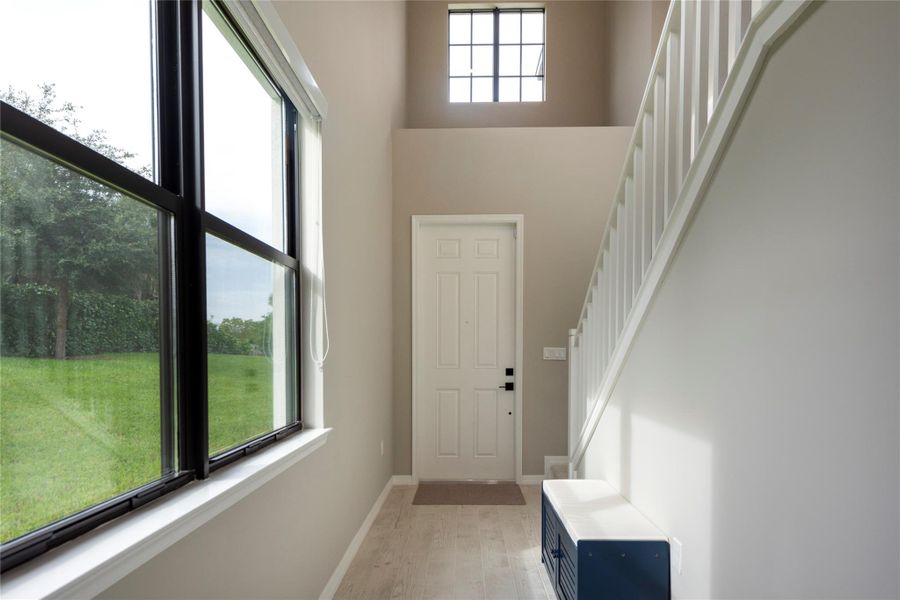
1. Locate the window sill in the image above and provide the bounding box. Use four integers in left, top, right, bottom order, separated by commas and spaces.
0, 428, 331, 600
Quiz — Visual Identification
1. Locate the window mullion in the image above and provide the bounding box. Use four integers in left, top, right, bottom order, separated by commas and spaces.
157, 212, 176, 475
519, 9, 523, 102
285, 106, 302, 425
493, 9, 499, 102
469, 12, 473, 102
157, 0, 210, 479
154, 0, 177, 481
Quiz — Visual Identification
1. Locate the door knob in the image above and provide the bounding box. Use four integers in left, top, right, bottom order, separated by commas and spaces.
498, 382, 514, 391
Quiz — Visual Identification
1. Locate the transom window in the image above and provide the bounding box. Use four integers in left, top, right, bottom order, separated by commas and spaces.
448, 7, 545, 103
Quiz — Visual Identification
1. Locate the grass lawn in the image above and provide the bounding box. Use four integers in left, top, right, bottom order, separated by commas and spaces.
0, 352, 274, 543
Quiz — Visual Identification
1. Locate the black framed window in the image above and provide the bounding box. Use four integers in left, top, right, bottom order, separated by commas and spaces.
0, 0, 303, 572
448, 8, 545, 103
199, 0, 299, 463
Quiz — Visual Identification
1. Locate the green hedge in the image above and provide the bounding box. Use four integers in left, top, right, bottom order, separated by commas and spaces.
1, 284, 264, 358
206, 321, 253, 355
0, 284, 159, 357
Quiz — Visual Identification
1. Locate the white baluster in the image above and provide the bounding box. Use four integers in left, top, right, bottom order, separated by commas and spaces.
622, 181, 633, 318
631, 150, 643, 299
578, 328, 587, 418
587, 284, 595, 405
591, 279, 600, 405
679, 0, 695, 180
640, 110, 652, 281
728, 0, 751, 68
691, 0, 710, 154
665, 30, 681, 221
709, 0, 729, 117
610, 220, 620, 340
652, 73, 666, 251
599, 253, 608, 376
567, 327, 577, 456
605, 247, 613, 360
617, 200, 626, 337
584, 305, 593, 414
642, 109, 654, 276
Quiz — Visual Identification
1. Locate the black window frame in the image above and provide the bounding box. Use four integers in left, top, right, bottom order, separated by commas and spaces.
0, 0, 304, 572
448, 7, 546, 103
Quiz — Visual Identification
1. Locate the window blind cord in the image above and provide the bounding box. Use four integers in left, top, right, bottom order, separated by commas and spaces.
309, 144, 329, 371
310, 230, 330, 371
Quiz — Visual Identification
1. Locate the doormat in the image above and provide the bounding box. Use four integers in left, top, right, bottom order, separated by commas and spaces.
412, 482, 526, 505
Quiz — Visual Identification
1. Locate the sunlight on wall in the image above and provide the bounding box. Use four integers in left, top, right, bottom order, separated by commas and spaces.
581, 403, 713, 598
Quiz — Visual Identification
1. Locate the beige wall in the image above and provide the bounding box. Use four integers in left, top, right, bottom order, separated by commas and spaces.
608, 0, 669, 125
582, 1, 900, 597
392, 126, 632, 476
406, 0, 667, 129
100, 2, 405, 598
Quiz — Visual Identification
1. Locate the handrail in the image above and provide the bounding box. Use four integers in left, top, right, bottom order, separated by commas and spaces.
568, 0, 813, 470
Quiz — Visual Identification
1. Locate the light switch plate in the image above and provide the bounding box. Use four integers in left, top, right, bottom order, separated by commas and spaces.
543, 347, 567, 360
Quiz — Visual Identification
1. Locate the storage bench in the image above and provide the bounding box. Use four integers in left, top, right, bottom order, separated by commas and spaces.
541, 480, 670, 599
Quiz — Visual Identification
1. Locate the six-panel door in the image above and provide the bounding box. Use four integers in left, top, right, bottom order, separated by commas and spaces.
415, 222, 516, 480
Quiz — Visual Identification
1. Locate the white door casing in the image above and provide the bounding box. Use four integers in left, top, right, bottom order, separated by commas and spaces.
412, 215, 523, 481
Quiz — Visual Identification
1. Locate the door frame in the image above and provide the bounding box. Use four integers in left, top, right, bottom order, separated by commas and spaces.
411, 214, 525, 484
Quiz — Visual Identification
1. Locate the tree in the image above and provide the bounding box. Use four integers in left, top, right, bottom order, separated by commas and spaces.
0, 84, 159, 358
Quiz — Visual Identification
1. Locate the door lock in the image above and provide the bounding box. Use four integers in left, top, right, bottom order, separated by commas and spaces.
498, 382, 514, 391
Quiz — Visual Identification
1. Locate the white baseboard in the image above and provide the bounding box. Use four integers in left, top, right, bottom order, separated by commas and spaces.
319, 477, 394, 600
519, 474, 545, 485
543, 455, 569, 478
391, 474, 416, 485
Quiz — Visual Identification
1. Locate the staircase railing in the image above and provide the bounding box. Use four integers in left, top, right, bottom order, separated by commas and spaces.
567, 0, 812, 475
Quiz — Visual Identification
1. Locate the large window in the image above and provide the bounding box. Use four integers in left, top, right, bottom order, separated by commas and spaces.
199, 0, 298, 461
0, 138, 174, 544
448, 8, 545, 103
0, 0, 305, 572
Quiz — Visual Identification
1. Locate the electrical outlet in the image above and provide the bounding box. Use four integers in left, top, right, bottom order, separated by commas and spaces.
380, 440, 384, 456
671, 537, 683, 575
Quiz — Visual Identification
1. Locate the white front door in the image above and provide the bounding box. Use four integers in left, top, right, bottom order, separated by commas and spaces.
414, 221, 517, 480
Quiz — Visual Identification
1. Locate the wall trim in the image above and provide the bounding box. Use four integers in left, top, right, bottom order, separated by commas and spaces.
224, 0, 328, 120
391, 475, 417, 485
319, 477, 395, 600
544, 455, 569, 478
519, 475, 545, 485
411, 214, 525, 484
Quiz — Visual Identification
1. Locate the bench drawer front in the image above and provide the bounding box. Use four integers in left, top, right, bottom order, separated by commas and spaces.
578, 540, 670, 599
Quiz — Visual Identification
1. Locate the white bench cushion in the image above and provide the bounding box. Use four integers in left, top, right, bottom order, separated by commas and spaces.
543, 479, 668, 543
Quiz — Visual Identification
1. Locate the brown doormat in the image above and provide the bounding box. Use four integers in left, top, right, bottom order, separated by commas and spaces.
412, 482, 526, 505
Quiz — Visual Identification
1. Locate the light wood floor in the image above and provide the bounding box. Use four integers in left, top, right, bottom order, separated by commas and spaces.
334, 484, 555, 600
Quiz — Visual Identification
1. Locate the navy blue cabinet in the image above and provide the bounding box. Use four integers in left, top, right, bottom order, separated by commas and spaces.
541, 480, 671, 600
